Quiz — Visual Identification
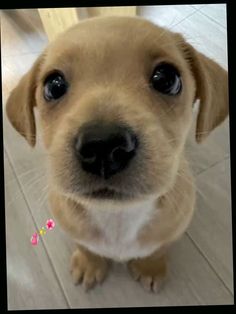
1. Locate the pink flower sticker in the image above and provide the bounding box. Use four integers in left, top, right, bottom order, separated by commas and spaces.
31, 233, 39, 246
31, 219, 55, 246
46, 219, 55, 230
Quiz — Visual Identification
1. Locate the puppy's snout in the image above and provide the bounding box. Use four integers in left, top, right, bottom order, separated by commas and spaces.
75, 123, 138, 179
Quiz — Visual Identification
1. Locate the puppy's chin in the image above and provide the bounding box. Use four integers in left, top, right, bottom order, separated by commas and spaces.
50, 177, 160, 210
66, 188, 147, 205
64, 189, 159, 211
49, 166, 177, 210
83, 187, 129, 200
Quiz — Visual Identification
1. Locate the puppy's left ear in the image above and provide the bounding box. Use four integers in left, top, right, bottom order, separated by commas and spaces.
5, 53, 45, 147
175, 33, 229, 143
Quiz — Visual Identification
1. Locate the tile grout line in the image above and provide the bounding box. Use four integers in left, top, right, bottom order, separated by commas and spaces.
167, 7, 203, 30
197, 8, 227, 30
4, 146, 72, 309
186, 231, 233, 296
195, 155, 230, 177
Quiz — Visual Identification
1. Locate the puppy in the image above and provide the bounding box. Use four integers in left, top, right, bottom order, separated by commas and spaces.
6, 16, 228, 292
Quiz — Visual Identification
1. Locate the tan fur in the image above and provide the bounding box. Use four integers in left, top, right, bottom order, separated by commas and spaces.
70, 244, 110, 290
5, 16, 228, 292
128, 248, 168, 293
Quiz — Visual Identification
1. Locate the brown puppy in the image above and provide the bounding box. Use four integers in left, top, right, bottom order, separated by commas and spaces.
6, 16, 228, 292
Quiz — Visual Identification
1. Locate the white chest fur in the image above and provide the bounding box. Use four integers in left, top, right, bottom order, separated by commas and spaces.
78, 198, 160, 261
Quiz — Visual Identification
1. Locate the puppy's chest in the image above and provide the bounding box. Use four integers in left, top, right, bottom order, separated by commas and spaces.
78, 201, 159, 261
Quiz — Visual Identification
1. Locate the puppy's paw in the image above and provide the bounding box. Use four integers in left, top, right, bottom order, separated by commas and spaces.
127, 254, 167, 293
70, 247, 109, 291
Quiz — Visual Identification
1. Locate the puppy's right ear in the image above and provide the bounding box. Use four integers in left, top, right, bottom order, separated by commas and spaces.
5, 53, 45, 147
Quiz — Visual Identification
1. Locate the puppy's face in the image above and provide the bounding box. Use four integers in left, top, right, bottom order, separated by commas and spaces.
6, 17, 228, 205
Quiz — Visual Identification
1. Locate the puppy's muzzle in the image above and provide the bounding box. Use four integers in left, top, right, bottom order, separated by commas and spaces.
74, 123, 138, 179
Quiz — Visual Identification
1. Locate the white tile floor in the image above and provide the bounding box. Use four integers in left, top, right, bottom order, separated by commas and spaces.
1, 4, 233, 309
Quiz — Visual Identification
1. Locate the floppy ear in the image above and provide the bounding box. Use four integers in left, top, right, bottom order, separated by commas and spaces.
5, 53, 45, 147
176, 34, 229, 143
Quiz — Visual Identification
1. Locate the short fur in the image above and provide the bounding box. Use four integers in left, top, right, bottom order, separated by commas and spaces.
6, 16, 228, 292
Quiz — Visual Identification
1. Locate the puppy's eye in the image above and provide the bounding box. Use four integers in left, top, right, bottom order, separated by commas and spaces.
151, 63, 182, 95
43, 71, 68, 101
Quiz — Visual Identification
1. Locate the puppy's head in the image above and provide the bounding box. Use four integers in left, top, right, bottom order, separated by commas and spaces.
6, 16, 228, 205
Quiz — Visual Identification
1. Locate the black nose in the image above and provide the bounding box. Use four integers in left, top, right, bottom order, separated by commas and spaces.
75, 123, 138, 179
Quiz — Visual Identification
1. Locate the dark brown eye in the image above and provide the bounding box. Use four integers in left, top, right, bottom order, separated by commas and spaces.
151, 63, 182, 95
43, 71, 68, 101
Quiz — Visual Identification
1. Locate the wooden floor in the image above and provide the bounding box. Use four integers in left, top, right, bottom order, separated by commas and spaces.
1, 5, 233, 309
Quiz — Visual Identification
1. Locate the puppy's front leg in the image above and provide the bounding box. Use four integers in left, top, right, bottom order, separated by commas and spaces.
70, 244, 110, 290
127, 249, 167, 293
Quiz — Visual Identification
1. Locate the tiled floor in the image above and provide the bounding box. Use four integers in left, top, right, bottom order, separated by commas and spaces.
1, 4, 233, 309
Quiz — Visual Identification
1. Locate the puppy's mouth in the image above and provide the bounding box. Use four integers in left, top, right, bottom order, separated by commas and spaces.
83, 187, 128, 200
